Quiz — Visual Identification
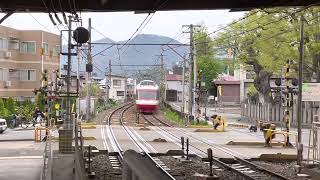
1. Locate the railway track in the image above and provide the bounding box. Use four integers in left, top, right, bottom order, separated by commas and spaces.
142, 114, 290, 180
106, 102, 175, 180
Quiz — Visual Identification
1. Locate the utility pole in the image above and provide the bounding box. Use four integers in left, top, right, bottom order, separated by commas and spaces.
66, 15, 72, 129
182, 57, 186, 125
160, 54, 165, 106
105, 66, 108, 104
109, 59, 112, 101
297, 15, 304, 170
77, 47, 81, 122
86, 18, 92, 120
183, 24, 200, 124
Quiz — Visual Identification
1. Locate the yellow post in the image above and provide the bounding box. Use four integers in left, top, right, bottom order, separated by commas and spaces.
218, 85, 222, 96
221, 116, 226, 132
71, 103, 75, 113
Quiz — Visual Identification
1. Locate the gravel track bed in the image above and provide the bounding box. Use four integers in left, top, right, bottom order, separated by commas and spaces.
252, 161, 296, 179
91, 154, 121, 180
91, 106, 124, 125
159, 156, 245, 180
123, 105, 140, 126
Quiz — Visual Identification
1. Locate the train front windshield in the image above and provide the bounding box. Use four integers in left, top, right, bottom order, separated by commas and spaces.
138, 90, 158, 100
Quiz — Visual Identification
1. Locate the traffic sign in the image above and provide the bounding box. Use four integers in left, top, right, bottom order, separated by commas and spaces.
55, 104, 60, 110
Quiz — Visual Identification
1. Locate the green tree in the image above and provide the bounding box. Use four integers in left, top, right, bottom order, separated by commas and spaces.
6, 97, 16, 114
16, 100, 35, 120
194, 28, 225, 93
0, 99, 10, 119
80, 82, 102, 98
35, 94, 45, 112
211, 8, 320, 102
197, 57, 223, 91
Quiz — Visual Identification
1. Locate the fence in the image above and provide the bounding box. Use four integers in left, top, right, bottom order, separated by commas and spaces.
241, 100, 320, 127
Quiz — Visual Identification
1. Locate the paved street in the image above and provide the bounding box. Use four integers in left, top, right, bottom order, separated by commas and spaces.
0, 128, 34, 141
0, 128, 44, 180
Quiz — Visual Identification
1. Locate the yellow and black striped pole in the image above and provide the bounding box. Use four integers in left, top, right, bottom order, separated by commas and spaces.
284, 60, 292, 147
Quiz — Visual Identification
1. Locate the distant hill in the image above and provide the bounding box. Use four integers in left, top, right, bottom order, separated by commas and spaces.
61, 34, 188, 78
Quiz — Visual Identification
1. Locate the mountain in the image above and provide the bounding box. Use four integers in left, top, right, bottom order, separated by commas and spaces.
61, 34, 188, 78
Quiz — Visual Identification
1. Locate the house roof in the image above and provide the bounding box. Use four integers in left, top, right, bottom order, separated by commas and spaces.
213, 74, 240, 85
166, 74, 182, 81
214, 81, 240, 85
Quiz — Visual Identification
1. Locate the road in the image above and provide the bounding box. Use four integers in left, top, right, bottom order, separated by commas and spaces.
0, 128, 44, 180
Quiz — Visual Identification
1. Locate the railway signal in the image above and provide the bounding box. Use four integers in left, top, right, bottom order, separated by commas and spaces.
270, 59, 298, 147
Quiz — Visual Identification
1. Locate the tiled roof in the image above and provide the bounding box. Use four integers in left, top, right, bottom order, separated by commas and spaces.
166, 74, 182, 81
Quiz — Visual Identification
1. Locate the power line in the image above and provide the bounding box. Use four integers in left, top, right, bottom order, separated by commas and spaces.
193, 11, 259, 43
90, 42, 189, 46
29, 13, 52, 32
120, 13, 152, 49
111, 64, 161, 67
195, 5, 318, 46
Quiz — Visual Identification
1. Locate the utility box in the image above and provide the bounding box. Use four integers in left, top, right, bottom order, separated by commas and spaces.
59, 129, 74, 153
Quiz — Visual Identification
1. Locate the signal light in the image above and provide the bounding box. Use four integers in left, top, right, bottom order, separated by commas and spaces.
292, 78, 298, 86
73, 27, 90, 44
275, 78, 282, 86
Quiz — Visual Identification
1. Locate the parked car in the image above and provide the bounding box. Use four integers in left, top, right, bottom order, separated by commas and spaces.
0, 119, 7, 134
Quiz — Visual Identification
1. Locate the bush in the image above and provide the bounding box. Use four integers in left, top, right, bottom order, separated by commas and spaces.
6, 97, 16, 114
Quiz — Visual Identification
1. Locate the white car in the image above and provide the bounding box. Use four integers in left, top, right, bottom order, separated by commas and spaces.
0, 119, 7, 134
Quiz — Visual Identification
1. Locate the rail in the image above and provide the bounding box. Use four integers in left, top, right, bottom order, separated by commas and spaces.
107, 102, 175, 180
142, 114, 290, 180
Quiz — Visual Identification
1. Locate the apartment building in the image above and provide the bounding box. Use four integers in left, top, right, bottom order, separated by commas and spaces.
0, 25, 60, 101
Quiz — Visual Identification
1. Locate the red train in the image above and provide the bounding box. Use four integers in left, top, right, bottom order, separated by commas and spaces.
135, 80, 159, 113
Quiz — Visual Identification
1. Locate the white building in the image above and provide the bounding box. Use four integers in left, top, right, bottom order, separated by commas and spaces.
127, 78, 136, 99
165, 74, 189, 102
234, 64, 254, 102
99, 75, 127, 102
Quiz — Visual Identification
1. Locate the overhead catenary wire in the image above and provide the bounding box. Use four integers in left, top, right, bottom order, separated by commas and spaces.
195, 4, 319, 46
29, 13, 52, 33
193, 10, 259, 43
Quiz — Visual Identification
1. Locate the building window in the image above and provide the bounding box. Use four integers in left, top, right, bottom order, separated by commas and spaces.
21, 41, 36, 53
9, 38, 19, 50
20, 70, 36, 81
117, 91, 124, 96
42, 43, 49, 55
71, 79, 77, 87
9, 69, 20, 80
53, 45, 60, 56
113, 79, 121, 87
0, 38, 8, 50
0, 68, 9, 81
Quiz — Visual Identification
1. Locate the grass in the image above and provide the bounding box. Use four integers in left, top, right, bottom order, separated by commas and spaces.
162, 107, 211, 128
189, 120, 211, 128
162, 107, 184, 126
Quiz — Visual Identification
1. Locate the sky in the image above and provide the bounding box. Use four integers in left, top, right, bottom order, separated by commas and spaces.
1, 10, 245, 43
